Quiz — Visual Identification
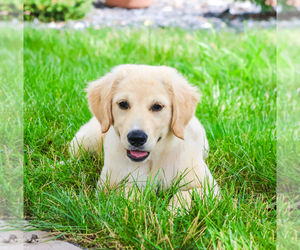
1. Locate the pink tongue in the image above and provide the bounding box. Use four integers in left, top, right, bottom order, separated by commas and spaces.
130, 150, 147, 158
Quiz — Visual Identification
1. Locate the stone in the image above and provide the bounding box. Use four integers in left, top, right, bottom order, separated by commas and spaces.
229, 1, 261, 15
74, 22, 85, 30
48, 22, 56, 28
0, 221, 83, 250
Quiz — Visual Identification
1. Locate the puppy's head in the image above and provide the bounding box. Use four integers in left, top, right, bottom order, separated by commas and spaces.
87, 65, 199, 162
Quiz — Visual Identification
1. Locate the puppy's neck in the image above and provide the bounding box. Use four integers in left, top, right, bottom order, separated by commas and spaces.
152, 130, 180, 156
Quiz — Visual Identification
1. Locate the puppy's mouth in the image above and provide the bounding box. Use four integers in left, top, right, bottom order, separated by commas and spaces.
127, 150, 150, 162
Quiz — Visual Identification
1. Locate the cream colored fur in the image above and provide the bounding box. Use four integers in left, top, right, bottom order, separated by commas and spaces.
70, 64, 220, 208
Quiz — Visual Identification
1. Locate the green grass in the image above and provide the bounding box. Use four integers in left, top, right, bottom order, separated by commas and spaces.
22, 27, 278, 249
0, 29, 23, 221
276, 29, 300, 250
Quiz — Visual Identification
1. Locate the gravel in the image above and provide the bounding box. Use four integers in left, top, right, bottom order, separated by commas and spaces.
1, 0, 300, 31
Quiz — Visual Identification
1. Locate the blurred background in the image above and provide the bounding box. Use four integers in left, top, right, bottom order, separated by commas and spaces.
0, 0, 299, 30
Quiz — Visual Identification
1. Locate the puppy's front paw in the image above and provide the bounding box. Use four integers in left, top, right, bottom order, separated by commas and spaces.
168, 191, 192, 214
168, 199, 190, 218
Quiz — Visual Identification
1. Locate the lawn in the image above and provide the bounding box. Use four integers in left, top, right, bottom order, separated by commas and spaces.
276, 29, 300, 250
23, 27, 278, 249
0, 29, 23, 220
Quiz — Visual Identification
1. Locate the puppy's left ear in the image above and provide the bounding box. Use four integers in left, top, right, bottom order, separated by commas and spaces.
164, 68, 199, 139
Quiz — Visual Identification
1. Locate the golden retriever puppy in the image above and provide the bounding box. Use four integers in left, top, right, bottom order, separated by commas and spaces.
70, 64, 220, 208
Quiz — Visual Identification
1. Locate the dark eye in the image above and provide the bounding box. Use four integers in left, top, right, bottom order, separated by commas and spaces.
151, 103, 163, 112
118, 101, 129, 110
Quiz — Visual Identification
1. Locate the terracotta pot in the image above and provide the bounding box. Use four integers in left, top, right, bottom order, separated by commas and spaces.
105, 0, 153, 9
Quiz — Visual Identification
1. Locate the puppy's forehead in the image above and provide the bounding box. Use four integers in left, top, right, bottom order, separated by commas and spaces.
119, 73, 164, 89
113, 73, 171, 102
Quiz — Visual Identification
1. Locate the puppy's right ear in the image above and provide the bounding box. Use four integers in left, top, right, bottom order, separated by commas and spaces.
86, 65, 133, 133
86, 72, 116, 133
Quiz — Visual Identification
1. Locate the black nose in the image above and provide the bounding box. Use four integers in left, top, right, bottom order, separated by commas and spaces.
127, 130, 148, 147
